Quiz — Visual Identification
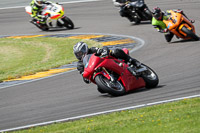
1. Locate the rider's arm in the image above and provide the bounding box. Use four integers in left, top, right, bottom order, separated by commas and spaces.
31, 6, 39, 18
88, 47, 110, 56
152, 17, 167, 32
44, 1, 53, 4
77, 61, 84, 74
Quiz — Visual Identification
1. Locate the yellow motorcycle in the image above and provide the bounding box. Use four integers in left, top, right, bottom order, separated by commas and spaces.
25, 3, 74, 31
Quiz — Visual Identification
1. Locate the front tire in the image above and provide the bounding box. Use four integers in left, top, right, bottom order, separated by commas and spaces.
140, 64, 159, 88
181, 26, 199, 41
95, 75, 126, 96
62, 16, 74, 29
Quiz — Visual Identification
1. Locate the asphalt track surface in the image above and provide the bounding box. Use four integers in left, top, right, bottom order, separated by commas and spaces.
0, 0, 200, 131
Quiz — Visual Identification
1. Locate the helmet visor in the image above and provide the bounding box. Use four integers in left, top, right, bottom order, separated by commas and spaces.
153, 13, 162, 20
75, 51, 85, 60
37, 0, 43, 4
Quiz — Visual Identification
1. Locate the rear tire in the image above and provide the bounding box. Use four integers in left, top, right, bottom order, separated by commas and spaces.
95, 75, 126, 96
62, 16, 74, 29
181, 26, 199, 41
140, 64, 159, 88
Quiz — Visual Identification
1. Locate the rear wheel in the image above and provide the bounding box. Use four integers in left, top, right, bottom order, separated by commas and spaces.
181, 26, 199, 41
95, 75, 126, 96
62, 16, 74, 29
140, 64, 159, 88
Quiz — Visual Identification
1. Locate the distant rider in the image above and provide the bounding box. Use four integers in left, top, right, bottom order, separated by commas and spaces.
73, 42, 144, 83
151, 7, 195, 42
112, 0, 145, 22
30, 0, 53, 24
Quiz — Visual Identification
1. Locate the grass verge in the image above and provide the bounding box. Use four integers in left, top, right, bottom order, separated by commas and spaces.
0, 37, 101, 82
9, 97, 200, 133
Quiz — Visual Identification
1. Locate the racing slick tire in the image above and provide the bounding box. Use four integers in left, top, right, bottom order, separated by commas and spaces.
140, 64, 159, 88
62, 16, 74, 29
95, 75, 126, 96
182, 26, 199, 41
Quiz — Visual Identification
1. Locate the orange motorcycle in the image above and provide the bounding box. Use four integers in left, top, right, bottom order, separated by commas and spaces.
163, 10, 199, 41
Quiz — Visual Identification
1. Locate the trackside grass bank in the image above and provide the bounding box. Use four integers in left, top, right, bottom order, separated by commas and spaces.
9, 97, 200, 133
0, 37, 101, 82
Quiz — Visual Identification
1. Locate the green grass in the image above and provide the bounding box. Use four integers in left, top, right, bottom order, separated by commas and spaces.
0, 37, 101, 82
9, 97, 200, 133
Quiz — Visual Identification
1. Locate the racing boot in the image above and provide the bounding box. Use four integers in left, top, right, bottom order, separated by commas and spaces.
127, 58, 147, 76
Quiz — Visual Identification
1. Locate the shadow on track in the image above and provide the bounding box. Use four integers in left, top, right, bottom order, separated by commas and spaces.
42, 27, 81, 32
131, 21, 151, 26
169, 38, 199, 44
98, 85, 166, 98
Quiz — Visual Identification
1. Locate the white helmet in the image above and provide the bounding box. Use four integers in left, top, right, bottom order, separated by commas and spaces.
73, 42, 89, 60
34, 0, 45, 7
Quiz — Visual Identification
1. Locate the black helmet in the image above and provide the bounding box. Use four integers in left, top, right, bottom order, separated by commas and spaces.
152, 7, 163, 20
73, 42, 89, 60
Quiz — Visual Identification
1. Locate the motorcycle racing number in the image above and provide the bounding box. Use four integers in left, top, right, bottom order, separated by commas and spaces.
167, 22, 173, 29
51, 6, 58, 12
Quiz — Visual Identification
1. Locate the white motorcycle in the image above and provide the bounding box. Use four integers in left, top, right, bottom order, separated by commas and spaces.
25, 3, 74, 31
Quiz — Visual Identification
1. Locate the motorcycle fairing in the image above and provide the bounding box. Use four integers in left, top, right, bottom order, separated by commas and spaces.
163, 10, 196, 39
93, 57, 145, 91
25, 6, 32, 15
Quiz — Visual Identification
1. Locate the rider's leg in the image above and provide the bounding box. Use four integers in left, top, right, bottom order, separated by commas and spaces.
112, 48, 141, 67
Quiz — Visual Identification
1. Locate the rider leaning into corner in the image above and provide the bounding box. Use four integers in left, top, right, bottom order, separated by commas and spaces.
30, 0, 54, 24
73, 42, 145, 84
112, 0, 145, 22
151, 7, 195, 42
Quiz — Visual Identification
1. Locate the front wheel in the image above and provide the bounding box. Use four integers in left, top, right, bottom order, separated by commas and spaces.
140, 64, 159, 88
95, 75, 126, 96
181, 26, 199, 41
62, 16, 74, 29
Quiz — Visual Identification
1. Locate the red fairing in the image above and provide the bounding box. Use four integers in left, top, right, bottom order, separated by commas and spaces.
83, 55, 103, 79
83, 54, 145, 92
95, 58, 145, 91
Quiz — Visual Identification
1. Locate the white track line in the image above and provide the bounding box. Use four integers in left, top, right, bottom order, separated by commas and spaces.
1, 94, 199, 132
0, 0, 102, 10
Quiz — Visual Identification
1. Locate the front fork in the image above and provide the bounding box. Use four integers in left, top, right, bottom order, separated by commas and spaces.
58, 15, 66, 25
94, 67, 115, 82
102, 67, 115, 82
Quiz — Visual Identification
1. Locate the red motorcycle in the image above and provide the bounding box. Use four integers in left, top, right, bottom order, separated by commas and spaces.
82, 48, 159, 96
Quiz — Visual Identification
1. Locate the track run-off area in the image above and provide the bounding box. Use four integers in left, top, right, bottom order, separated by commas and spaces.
0, 0, 200, 131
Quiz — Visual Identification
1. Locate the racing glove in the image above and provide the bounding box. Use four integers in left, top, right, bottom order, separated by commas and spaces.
77, 61, 84, 74
158, 28, 168, 33
95, 48, 109, 57
83, 77, 91, 84
162, 28, 168, 33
